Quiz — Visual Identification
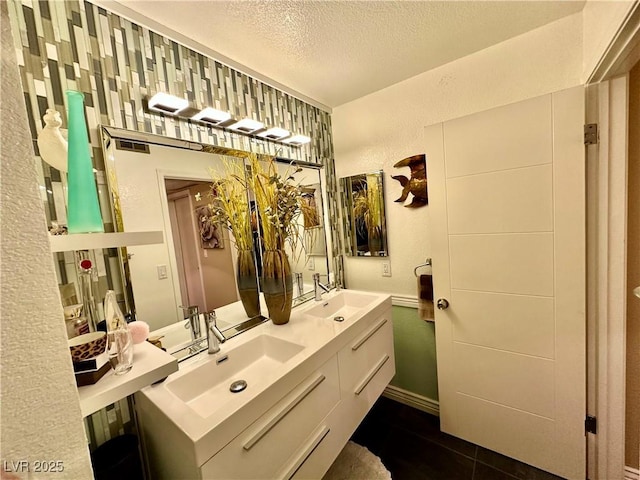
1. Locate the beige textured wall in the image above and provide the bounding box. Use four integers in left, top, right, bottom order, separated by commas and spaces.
626, 60, 640, 470
0, 1, 93, 477
333, 13, 582, 295
582, 0, 637, 82
189, 184, 239, 310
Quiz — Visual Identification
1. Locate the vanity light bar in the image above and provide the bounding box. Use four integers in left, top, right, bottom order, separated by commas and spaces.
147, 93, 189, 115
191, 107, 231, 125
282, 134, 311, 145
145, 93, 311, 147
228, 118, 265, 134
257, 127, 291, 141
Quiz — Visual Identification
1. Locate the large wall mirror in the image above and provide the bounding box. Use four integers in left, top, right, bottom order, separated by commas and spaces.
340, 171, 389, 257
102, 127, 332, 333
45, 126, 333, 350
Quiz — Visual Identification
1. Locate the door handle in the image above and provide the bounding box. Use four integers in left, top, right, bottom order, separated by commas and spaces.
436, 298, 450, 310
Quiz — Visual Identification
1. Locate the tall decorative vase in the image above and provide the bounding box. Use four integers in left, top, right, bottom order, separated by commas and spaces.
262, 250, 293, 325
368, 227, 383, 254
237, 250, 261, 318
66, 90, 104, 233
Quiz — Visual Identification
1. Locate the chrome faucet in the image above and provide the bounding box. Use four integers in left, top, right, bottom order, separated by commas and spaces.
179, 305, 201, 340
204, 310, 225, 354
313, 273, 330, 301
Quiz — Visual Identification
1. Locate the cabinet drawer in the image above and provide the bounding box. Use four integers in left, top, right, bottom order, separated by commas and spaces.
338, 312, 395, 402
201, 356, 340, 479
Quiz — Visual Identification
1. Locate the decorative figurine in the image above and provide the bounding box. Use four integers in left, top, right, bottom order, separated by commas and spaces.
37, 109, 68, 172
391, 154, 428, 208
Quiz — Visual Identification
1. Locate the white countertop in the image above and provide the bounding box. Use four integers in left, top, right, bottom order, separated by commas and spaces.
78, 341, 178, 417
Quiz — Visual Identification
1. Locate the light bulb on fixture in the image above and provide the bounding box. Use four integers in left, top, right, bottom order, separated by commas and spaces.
147, 93, 189, 115
192, 107, 231, 125
257, 127, 290, 141
228, 118, 265, 134
282, 134, 311, 145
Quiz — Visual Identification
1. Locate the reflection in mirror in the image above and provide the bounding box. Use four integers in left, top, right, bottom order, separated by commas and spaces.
103, 134, 260, 335
43, 126, 333, 357
340, 171, 389, 257
249, 157, 330, 299
164, 179, 240, 316
98, 128, 332, 353
278, 162, 329, 296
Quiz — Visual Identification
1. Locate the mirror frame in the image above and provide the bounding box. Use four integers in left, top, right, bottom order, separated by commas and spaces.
339, 170, 389, 257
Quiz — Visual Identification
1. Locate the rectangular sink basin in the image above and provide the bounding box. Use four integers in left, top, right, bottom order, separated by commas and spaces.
304, 291, 380, 321
166, 334, 304, 417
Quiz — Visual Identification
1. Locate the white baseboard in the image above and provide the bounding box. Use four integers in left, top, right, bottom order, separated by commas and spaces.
391, 295, 418, 309
626, 466, 640, 480
383, 385, 439, 417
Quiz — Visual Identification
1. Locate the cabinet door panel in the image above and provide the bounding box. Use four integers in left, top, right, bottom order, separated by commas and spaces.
201, 357, 340, 479
338, 310, 395, 410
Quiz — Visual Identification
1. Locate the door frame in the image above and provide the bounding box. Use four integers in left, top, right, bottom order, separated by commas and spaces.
586, 4, 640, 478
586, 75, 630, 480
167, 190, 198, 313
157, 169, 210, 320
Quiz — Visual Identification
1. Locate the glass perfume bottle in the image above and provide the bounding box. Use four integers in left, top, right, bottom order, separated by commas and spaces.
103, 290, 133, 375
76, 251, 99, 332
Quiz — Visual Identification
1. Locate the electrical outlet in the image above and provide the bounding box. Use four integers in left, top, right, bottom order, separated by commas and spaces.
308, 257, 315, 271
157, 264, 168, 280
382, 261, 391, 277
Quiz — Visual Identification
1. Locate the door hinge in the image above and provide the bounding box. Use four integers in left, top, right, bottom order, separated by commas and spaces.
585, 415, 597, 434
584, 124, 598, 145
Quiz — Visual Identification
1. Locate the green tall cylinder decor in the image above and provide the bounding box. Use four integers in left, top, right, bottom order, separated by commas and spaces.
66, 90, 104, 233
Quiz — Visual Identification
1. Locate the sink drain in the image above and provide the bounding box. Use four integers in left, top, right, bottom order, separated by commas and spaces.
334, 316, 345, 322
229, 380, 247, 393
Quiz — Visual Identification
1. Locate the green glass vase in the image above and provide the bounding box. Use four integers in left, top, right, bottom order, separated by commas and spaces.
66, 90, 104, 233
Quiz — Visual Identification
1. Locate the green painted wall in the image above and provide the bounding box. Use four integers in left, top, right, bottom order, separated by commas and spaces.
390, 305, 439, 400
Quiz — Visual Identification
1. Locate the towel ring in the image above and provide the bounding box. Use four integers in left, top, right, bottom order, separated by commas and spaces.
414, 258, 432, 277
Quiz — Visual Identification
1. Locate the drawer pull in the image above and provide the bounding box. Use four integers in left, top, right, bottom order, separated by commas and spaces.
354, 354, 390, 395
242, 373, 326, 451
280, 424, 330, 480
351, 318, 388, 351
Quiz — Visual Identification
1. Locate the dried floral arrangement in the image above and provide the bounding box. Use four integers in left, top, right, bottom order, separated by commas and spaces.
299, 187, 321, 229
209, 153, 314, 275
353, 174, 383, 239
208, 158, 255, 275
247, 154, 303, 254
246, 153, 309, 301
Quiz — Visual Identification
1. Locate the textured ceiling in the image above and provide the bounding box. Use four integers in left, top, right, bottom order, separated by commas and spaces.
111, 1, 585, 109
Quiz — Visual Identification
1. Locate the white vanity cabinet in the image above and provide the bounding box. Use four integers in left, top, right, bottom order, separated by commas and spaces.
136, 291, 393, 480
289, 311, 395, 480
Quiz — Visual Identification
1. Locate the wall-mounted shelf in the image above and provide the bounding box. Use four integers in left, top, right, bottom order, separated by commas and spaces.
49, 231, 164, 252
78, 341, 177, 417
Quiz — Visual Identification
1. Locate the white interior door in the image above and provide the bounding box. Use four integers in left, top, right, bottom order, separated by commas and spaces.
426, 87, 585, 479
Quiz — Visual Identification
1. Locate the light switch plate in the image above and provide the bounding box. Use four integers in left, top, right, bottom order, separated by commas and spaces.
308, 257, 315, 271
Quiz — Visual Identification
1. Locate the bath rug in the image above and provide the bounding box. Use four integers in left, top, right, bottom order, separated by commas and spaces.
322, 441, 392, 480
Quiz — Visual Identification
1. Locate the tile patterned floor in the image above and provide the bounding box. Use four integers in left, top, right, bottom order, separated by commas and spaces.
350, 396, 565, 480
